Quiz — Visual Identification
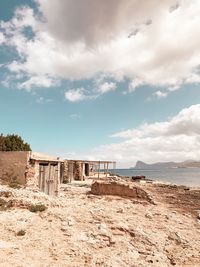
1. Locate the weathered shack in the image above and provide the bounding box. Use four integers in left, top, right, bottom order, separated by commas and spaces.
62, 160, 116, 183
0, 151, 63, 196
0, 151, 116, 195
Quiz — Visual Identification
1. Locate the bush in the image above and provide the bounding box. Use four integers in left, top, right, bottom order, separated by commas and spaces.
0, 198, 9, 211
0, 133, 31, 151
29, 204, 47, 213
8, 177, 21, 189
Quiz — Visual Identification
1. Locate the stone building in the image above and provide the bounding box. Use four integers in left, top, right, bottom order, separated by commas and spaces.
62, 159, 116, 183
0, 151, 116, 196
0, 151, 62, 196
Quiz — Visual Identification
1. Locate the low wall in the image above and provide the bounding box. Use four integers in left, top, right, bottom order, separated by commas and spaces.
0, 151, 30, 184
91, 181, 152, 202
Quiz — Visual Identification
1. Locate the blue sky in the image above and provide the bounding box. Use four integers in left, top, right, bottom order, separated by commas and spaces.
0, 0, 200, 167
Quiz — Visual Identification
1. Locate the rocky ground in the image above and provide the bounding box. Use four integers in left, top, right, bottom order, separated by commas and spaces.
0, 179, 200, 267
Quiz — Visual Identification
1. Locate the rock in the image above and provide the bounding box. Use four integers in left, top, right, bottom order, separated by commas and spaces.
168, 232, 187, 245
132, 175, 146, 181
98, 223, 109, 235
68, 219, 74, 226
61, 221, 69, 231
145, 212, 153, 219
90, 180, 153, 202
116, 208, 124, 213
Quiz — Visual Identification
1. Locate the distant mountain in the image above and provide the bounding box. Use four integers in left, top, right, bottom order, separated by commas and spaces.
132, 160, 200, 169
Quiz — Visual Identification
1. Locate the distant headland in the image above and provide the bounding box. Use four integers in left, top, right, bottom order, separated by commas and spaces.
132, 160, 200, 169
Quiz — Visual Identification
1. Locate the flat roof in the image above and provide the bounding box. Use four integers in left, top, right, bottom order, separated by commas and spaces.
65, 159, 116, 164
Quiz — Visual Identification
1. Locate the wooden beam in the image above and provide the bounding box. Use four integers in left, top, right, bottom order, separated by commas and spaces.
98, 161, 100, 179
106, 162, 108, 178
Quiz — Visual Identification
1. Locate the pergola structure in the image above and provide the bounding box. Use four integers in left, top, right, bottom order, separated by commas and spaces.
65, 159, 116, 180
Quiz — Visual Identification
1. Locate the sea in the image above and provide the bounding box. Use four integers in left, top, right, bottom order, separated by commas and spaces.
109, 168, 200, 187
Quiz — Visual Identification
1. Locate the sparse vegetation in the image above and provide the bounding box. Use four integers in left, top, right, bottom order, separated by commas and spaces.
8, 180, 22, 189
0, 198, 9, 211
29, 204, 47, 213
1, 175, 22, 189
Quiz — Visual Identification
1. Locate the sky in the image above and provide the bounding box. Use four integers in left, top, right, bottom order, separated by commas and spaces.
0, 0, 200, 167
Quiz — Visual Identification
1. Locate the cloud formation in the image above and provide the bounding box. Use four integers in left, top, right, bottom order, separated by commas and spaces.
98, 82, 117, 94
0, 0, 200, 96
86, 104, 200, 167
65, 88, 88, 102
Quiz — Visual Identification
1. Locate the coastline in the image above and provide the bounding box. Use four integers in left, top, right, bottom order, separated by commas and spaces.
109, 168, 200, 188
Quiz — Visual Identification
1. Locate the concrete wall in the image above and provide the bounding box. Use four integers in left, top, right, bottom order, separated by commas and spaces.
0, 151, 30, 184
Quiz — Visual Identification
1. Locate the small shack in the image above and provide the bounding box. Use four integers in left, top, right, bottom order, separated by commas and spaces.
62, 159, 116, 183
0, 151, 63, 196
0, 151, 116, 196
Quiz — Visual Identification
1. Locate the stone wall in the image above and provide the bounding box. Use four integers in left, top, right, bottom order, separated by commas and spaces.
74, 161, 84, 181
91, 181, 152, 202
63, 161, 69, 183
0, 151, 30, 184
25, 161, 38, 188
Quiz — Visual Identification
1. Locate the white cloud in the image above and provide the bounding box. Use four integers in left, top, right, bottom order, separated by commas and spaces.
18, 75, 59, 90
98, 82, 117, 94
65, 88, 91, 102
112, 104, 200, 138
0, 32, 5, 44
1, 0, 200, 93
85, 104, 200, 167
154, 90, 168, 98
128, 78, 144, 92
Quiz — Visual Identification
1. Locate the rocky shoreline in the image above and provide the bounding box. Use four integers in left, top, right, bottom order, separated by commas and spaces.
0, 177, 200, 266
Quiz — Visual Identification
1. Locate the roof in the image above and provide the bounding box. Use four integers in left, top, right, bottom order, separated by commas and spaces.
65, 159, 116, 164
30, 152, 62, 162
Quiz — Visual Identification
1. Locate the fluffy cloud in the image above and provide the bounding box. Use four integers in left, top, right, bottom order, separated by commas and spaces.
0, 32, 5, 44
154, 91, 168, 99
98, 82, 117, 94
85, 104, 200, 167
65, 88, 94, 102
18, 75, 59, 90
1, 0, 200, 94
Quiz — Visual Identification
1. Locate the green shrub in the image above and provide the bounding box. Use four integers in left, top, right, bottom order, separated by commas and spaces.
29, 204, 47, 213
0, 133, 31, 151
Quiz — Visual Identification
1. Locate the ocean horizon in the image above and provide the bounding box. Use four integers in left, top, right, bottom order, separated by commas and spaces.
109, 168, 200, 187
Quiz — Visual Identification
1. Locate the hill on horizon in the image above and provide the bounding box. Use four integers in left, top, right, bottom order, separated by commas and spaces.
132, 160, 200, 169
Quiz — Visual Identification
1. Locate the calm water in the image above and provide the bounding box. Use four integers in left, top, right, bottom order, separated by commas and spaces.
109, 168, 200, 187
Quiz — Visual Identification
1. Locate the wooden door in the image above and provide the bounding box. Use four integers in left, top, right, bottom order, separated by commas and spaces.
39, 163, 58, 196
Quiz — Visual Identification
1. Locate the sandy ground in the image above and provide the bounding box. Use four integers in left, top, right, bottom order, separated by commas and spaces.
0, 179, 200, 267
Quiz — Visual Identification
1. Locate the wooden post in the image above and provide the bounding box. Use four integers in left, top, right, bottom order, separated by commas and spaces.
56, 162, 60, 196
113, 162, 116, 175
81, 163, 84, 180
106, 162, 108, 178
98, 161, 100, 179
